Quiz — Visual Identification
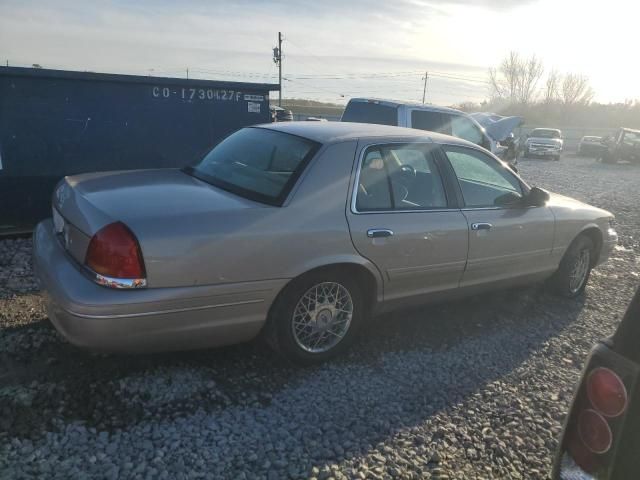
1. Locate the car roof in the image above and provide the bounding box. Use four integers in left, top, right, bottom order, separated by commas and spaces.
258, 121, 473, 146
348, 97, 465, 115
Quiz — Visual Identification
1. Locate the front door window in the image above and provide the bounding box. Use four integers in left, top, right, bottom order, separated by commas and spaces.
442, 146, 522, 208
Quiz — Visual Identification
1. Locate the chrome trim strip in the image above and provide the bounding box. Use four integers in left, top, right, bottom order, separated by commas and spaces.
388, 260, 466, 278
354, 208, 461, 215
67, 298, 265, 320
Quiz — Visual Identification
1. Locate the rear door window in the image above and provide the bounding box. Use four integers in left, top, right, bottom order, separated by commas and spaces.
356, 144, 448, 211
411, 110, 451, 134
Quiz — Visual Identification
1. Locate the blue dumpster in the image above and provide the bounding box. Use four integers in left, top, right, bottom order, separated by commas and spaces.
0, 66, 278, 234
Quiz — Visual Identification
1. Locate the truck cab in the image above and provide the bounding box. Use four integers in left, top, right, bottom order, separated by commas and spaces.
341, 98, 496, 153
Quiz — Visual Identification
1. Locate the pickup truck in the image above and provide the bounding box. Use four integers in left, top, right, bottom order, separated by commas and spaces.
341, 98, 521, 158
523, 128, 564, 161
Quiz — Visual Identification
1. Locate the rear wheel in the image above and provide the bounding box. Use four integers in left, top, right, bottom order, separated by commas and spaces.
548, 235, 594, 297
266, 271, 365, 364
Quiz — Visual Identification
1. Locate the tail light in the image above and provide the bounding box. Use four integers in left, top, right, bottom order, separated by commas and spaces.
559, 362, 631, 478
578, 409, 613, 454
586, 368, 627, 418
85, 222, 147, 288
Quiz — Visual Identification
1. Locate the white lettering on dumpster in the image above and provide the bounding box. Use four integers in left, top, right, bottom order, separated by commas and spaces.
152, 86, 250, 102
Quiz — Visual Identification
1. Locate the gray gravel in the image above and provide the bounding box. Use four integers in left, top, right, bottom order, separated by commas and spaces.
1, 155, 638, 479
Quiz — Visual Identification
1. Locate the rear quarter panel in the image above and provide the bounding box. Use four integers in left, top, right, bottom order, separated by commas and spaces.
138, 140, 382, 292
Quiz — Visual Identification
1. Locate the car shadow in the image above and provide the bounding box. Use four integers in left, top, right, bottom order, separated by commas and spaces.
1, 283, 585, 453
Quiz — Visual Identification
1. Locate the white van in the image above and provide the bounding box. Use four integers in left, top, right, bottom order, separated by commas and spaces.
341, 98, 499, 154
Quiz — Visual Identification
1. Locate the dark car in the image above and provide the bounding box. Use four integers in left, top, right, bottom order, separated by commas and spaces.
553, 285, 640, 479
601, 128, 640, 164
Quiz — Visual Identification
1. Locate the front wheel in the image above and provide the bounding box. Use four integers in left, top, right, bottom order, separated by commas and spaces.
548, 235, 594, 297
266, 271, 364, 364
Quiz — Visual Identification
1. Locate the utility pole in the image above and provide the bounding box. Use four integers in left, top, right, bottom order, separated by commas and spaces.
422, 71, 428, 104
273, 32, 283, 106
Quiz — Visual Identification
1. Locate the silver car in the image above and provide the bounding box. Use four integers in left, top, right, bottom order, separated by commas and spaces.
33, 122, 617, 363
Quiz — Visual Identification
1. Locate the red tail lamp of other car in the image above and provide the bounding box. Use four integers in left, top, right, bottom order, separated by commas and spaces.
586, 367, 628, 418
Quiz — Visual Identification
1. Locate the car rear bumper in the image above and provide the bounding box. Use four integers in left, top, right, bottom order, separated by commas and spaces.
33, 220, 287, 353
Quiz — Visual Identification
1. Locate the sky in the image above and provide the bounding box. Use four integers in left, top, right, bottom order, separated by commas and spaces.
0, 0, 637, 106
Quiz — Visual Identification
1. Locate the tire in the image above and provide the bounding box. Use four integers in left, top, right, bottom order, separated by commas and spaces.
548, 235, 594, 297
265, 270, 365, 364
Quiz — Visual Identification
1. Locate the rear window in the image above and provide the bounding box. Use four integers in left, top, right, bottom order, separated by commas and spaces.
187, 128, 319, 206
341, 101, 398, 126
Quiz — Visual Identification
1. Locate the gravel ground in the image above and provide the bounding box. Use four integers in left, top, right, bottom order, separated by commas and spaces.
1, 155, 638, 479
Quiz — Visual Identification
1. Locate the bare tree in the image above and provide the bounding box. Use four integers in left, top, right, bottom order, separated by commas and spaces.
489, 51, 519, 101
560, 73, 595, 106
543, 70, 560, 104
516, 55, 544, 104
489, 51, 544, 105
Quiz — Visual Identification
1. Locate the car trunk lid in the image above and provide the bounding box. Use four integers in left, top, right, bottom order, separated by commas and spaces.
51, 168, 265, 267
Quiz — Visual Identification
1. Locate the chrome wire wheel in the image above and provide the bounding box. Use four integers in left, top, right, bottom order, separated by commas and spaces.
569, 248, 591, 294
291, 281, 354, 353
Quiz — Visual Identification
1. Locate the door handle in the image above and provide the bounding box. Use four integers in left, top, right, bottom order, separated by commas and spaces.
367, 228, 394, 238
471, 222, 492, 231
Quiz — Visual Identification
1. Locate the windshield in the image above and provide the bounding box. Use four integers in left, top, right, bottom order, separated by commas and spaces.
188, 128, 319, 205
531, 129, 560, 138
341, 101, 398, 126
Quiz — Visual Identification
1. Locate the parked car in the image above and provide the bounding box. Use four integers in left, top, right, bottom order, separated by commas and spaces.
523, 128, 564, 161
579, 135, 606, 157
270, 105, 293, 122
341, 98, 501, 154
600, 128, 640, 164
553, 285, 640, 479
33, 122, 617, 363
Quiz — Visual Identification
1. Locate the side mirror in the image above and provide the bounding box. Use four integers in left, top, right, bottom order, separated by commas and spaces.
525, 186, 550, 207
494, 191, 523, 207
